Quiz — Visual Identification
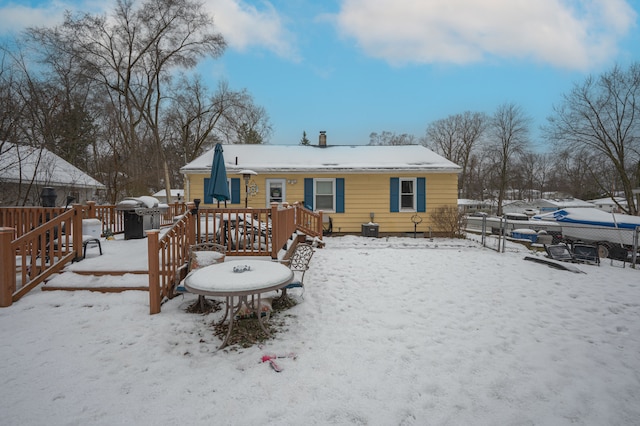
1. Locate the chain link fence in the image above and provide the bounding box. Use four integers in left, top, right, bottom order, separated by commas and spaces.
465, 215, 639, 268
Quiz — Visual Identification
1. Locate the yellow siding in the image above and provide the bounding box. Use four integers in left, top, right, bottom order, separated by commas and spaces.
185, 171, 458, 235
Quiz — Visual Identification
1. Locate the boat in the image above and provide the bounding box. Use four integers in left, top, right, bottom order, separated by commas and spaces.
532, 208, 640, 250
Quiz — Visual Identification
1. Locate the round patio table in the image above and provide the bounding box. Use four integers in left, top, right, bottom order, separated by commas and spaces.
184, 259, 293, 349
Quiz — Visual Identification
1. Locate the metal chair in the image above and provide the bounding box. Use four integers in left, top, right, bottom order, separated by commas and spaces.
544, 243, 575, 262
571, 243, 600, 266
175, 242, 226, 294
609, 245, 628, 268
279, 243, 314, 298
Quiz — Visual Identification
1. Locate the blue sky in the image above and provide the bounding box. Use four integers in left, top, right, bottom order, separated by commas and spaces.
1, 0, 639, 150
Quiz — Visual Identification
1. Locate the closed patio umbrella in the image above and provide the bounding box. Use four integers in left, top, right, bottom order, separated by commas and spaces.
208, 143, 230, 207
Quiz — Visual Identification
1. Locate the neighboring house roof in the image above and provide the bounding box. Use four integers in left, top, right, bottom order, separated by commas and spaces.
152, 189, 184, 198
587, 197, 627, 207
181, 144, 461, 175
542, 198, 593, 208
0, 143, 105, 189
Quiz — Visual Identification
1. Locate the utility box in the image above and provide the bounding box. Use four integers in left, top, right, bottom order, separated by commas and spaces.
361, 223, 379, 237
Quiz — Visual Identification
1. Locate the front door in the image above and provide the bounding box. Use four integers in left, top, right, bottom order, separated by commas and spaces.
266, 179, 286, 207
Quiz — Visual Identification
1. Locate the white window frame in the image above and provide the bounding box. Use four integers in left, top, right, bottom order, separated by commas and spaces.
266, 179, 286, 207
399, 177, 417, 212
314, 178, 336, 212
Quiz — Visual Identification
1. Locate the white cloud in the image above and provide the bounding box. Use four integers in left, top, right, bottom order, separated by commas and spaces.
205, 0, 299, 61
334, 0, 637, 70
0, 1, 114, 35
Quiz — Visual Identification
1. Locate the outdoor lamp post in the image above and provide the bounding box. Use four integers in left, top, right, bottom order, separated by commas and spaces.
239, 169, 257, 208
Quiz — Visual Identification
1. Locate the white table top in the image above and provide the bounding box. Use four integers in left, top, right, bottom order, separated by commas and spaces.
184, 259, 293, 296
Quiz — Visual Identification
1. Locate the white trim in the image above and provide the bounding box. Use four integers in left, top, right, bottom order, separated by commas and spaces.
314, 178, 336, 213
399, 177, 417, 212
266, 179, 286, 207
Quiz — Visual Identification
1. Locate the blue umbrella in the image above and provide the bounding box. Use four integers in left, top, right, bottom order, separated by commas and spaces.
208, 143, 230, 206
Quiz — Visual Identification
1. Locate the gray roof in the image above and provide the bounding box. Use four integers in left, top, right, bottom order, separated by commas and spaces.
0, 143, 105, 189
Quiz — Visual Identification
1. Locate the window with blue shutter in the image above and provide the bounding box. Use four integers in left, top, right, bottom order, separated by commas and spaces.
304, 177, 344, 212
390, 177, 423, 212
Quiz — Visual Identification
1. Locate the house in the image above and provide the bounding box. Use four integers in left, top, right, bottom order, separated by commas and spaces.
587, 196, 629, 213
152, 189, 185, 204
180, 138, 461, 236
0, 143, 105, 206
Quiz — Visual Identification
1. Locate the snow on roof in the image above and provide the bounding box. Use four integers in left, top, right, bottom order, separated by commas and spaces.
152, 189, 184, 197
180, 144, 461, 174
543, 198, 593, 208
0, 143, 105, 189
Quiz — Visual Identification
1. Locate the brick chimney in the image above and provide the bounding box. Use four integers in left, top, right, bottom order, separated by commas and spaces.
319, 131, 327, 147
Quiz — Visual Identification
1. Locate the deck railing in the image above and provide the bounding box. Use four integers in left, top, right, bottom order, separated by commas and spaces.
147, 203, 323, 314
84, 201, 187, 237
147, 205, 195, 314
0, 207, 68, 240
1, 205, 84, 307
1, 201, 321, 311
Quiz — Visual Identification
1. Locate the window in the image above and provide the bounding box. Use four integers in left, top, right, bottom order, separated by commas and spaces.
266, 179, 286, 207
390, 177, 425, 213
315, 179, 335, 211
400, 178, 415, 210
304, 178, 345, 213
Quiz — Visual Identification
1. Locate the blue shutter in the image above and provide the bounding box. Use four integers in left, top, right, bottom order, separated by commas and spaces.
390, 178, 399, 212
204, 178, 213, 204
336, 178, 345, 213
417, 177, 426, 212
231, 178, 241, 204
304, 178, 314, 210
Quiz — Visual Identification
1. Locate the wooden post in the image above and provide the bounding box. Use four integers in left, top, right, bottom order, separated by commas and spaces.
147, 229, 161, 314
86, 201, 96, 219
72, 204, 84, 261
0, 227, 16, 307
186, 202, 196, 246
270, 204, 279, 259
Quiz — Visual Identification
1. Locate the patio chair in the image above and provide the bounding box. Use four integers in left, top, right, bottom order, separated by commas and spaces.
608, 245, 628, 268
570, 243, 600, 266
175, 242, 226, 294
279, 243, 314, 298
544, 243, 575, 263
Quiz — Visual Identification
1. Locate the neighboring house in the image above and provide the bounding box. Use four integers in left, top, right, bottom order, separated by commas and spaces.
0, 143, 105, 206
180, 140, 461, 236
458, 198, 494, 214
152, 189, 185, 204
587, 196, 635, 213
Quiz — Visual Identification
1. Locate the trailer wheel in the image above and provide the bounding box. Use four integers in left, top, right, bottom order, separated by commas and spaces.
597, 243, 610, 259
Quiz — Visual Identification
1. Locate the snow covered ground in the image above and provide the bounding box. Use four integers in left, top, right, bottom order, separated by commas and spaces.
2, 235, 639, 425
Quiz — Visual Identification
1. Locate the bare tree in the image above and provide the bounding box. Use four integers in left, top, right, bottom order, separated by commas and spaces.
489, 103, 531, 215
425, 111, 487, 198
28, 0, 226, 202
544, 63, 640, 214
369, 131, 416, 146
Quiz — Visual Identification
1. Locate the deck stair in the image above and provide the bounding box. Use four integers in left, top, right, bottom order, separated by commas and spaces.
42, 270, 149, 293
